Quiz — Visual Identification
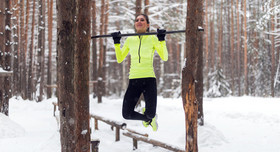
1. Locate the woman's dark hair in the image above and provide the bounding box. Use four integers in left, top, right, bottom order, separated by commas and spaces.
135, 14, 150, 32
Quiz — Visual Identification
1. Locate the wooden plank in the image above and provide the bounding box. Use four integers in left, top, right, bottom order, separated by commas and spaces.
91, 114, 127, 141
45, 84, 57, 88
125, 128, 148, 137
123, 132, 184, 152
90, 114, 127, 130
0, 71, 13, 77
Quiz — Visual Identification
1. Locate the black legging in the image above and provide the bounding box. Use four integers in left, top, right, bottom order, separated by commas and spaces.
122, 78, 157, 122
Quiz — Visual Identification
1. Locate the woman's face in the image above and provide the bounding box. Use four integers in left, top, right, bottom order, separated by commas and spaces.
134, 15, 149, 33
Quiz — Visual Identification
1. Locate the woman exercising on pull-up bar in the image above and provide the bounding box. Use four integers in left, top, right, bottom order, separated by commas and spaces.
111, 14, 168, 131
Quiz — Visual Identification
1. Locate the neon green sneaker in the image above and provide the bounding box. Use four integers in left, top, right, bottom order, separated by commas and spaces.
149, 115, 158, 132
141, 107, 158, 131
142, 108, 149, 128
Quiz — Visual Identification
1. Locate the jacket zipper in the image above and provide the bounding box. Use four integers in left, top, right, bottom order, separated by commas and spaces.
138, 36, 142, 63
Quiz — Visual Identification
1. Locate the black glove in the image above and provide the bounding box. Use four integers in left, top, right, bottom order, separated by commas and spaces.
111, 31, 121, 44
157, 29, 166, 41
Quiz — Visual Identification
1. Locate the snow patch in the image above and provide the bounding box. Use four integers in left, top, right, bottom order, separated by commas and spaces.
0, 113, 25, 138
198, 123, 227, 147
81, 129, 88, 135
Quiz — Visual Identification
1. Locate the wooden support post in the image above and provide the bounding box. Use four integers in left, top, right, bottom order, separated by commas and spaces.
97, 79, 102, 103
52, 102, 58, 116
91, 140, 100, 152
116, 127, 120, 141
91, 114, 126, 141
94, 118, 98, 130
133, 138, 138, 150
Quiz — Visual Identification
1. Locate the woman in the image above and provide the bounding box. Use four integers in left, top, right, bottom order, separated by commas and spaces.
111, 14, 168, 131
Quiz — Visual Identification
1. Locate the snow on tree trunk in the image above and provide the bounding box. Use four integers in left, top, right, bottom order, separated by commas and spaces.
12, 0, 20, 97
2, 0, 12, 116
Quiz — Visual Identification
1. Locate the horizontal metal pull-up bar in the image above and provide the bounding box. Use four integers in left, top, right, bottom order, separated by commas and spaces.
91, 28, 204, 39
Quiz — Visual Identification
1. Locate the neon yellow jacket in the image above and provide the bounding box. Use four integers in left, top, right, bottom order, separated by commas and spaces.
114, 35, 168, 79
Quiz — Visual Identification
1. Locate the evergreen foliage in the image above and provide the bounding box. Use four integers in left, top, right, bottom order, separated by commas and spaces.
207, 67, 232, 97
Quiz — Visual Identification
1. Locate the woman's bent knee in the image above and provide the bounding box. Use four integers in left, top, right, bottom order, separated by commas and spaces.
122, 111, 131, 120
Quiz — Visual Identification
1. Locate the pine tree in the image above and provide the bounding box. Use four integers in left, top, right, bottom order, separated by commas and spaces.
207, 66, 231, 97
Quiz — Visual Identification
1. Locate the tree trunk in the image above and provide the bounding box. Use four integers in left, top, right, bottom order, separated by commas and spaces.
37, 0, 46, 102
2, 0, 12, 116
270, 0, 275, 97
97, 0, 105, 103
218, 0, 223, 67
182, 0, 203, 151
196, 1, 204, 125
243, 0, 248, 95
196, 39, 204, 126
230, 0, 235, 95
144, 0, 149, 15
74, 0, 91, 151
277, 13, 280, 85
209, 0, 215, 69
12, 0, 20, 96
136, 0, 142, 16
251, 1, 259, 95
91, 0, 97, 98
27, 0, 36, 100
57, 0, 76, 151
176, 40, 181, 75
19, 0, 25, 99
204, 0, 209, 91
21, 0, 30, 100
0, 1, 5, 68
102, 0, 109, 96
47, 0, 53, 98
236, 0, 241, 96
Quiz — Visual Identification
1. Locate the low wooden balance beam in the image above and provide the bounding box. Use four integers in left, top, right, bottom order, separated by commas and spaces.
91, 114, 127, 141
123, 131, 184, 152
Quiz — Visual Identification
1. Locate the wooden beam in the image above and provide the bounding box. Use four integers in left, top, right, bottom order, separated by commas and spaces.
91, 114, 126, 141
45, 84, 57, 88
123, 132, 184, 152
125, 128, 148, 137
0, 71, 13, 77
91, 114, 127, 130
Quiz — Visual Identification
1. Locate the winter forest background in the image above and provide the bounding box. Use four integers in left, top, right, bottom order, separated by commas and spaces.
0, 0, 280, 103
0, 0, 280, 152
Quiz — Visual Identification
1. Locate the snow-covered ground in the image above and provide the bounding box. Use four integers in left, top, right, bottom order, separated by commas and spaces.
0, 96, 279, 152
